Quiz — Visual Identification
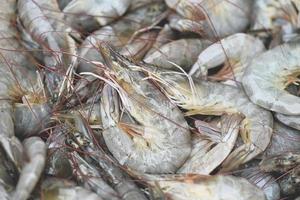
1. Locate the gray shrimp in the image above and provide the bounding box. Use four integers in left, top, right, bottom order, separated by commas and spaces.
242, 42, 300, 115
138, 65, 273, 171
94, 44, 191, 173
275, 113, 300, 130
144, 38, 211, 71
11, 137, 47, 200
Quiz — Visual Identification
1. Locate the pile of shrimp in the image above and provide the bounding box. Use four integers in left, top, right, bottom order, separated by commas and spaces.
0, 0, 299, 199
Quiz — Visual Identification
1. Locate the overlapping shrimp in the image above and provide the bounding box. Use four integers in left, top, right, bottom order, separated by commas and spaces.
11, 137, 47, 200
242, 42, 300, 115
77, 2, 166, 72
63, 0, 131, 26
189, 33, 265, 86
165, 0, 253, 38
140, 174, 266, 200
178, 113, 243, 174
18, 0, 77, 99
91, 44, 191, 173
144, 38, 211, 71
138, 65, 273, 171
275, 113, 300, 130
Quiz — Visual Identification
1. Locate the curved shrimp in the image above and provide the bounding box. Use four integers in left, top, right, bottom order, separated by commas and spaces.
41, 178, 104, 200
178, 113, 243, 174
18, 0, 77, 99
242, 42, 300, 115
95, 44, 191, 173
275, 113, 300, 130
63, 0, 131, 26
165, 0, 253, 38
11, 137, 47, 200
144, 38, 211, 71
141, 174, 266, 200
139, 65, 273, 171
189, 33, 265, 85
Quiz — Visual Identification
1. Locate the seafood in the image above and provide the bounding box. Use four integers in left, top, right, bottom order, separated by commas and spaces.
18, 0, 77, 100
139, 65, 273, 171
11, 137, 47, 200
178, 113, 243, 174
165, 0, 252, 38
41, 178, 104, 200
242, 42, 300, 115
189, 33, 265, 85
73, 113, 148, 200
275, 113, 300, 130
263, 122, 300, 157
279, 167, 300, 196
63, 0, 131, 26
142, 174, 266, 200
0, 0, 40, 170
97, 44, 191, 173
77, 2, 166, 72
144, 38, 211, 71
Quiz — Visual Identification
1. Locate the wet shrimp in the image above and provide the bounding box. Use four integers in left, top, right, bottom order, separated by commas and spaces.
11, 137, 47, 200
18, 0, 77, 99
165, 0, 253, 38
63, 0, 131, 26
41, 178, 104, 200
242, 42, 300, 115
144, 38, 211, 71
178, 113, 243, 174
93, 44, 191, 173
140, 174, 266, 200
275, 113, 300, 130
189, 33, 265, 86
77, 2, 166, 73
138, 65, 273, 171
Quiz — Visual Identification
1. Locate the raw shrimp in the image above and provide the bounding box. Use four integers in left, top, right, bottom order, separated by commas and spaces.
72, 113, 148, 200
141, 174, 266, 200
178, 113, 243, 174
263, 122, 300, 157
128, 0, 164, 11
0, 0, 41, 170
139, 65, 273, 171
275, 113, 300, 130
77, 2, 166, 72
279, 167, 300, 196
41, 178, 104, 200
63, 0, 131, 26
144, 38, 211, 71
165, 0, 252, 38
95, 44, 191, 173
11, 137, 47, 200
242, 42, 300, 115
18, 0, 77, 99
189, 33, 265, 85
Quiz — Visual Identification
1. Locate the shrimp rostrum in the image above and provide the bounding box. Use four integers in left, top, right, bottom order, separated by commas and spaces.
92, 44, 191, 173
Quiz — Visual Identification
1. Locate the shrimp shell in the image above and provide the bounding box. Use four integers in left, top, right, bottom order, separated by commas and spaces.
242, 42, 300, 115
275, 113, 300, 130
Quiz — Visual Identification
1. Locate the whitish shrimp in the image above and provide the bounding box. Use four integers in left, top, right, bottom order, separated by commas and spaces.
77, 2, 166, 72
263, 122, 300, 157
0, 0, 43, 170
144, 38, 211, 71
18, 0, 77, 99
41, 178, 104, 200
141, 174, 266, 200
72, 113, 148, 200
139, 65, 273, 171
275, 113, 300, 130
11, 137, 47, 200
178, 113, 243, 174
165, 0, 253, 38
189, 33, 265, 85
63, 0, 131, 26
242, 42, 300, 115
95, 44, 191, 173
